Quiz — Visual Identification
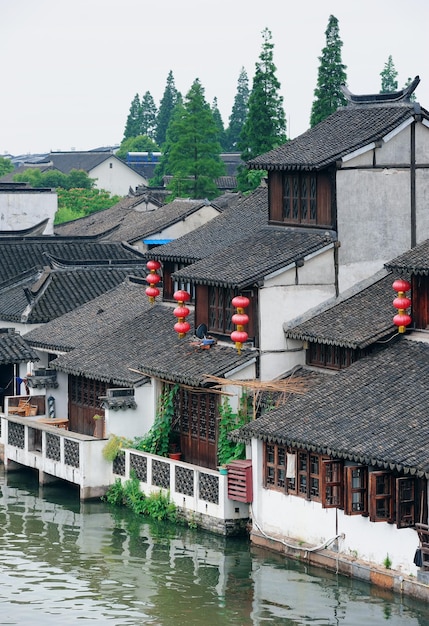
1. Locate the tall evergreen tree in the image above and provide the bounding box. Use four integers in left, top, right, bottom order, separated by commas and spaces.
380, 55, 398, 93
123, 93, 143, 140
156, 70, 181, 147
211, 97, 226, 151
140, 91, 157, 140
238, 28, 287, 191
224, 67, 249, 152
161, 79, 225, 200
310, 15, 347, 127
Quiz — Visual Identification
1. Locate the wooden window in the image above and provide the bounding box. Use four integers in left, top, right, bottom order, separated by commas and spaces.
307, 342, 372, 370
163, 261, 194, 301
345, 466, 368, 515
283, 174, 317, 224
296, 451, 322, 501
322, 460, 344, 508
369, 471, 394, 522
265, 443, 287, 490
208, 286, 236, 334
396, 477, 416, 528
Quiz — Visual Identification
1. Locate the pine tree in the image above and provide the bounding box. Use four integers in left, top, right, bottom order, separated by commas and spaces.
238, 28, 287, 191
310, 15, 347, 127
156, 70, 181, 148
123, 93, 143, 140
161, 79, 225, 200
140, 91, 158, 140
224, 67, 249, 152
380, 56, 398, 93
211, 97, 226, 151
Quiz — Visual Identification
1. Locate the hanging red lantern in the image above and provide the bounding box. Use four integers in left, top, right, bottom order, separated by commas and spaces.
392, 278, 412, 333
231, 295, 250, 354
145, 260, 161, 304
173, 290, 191, 338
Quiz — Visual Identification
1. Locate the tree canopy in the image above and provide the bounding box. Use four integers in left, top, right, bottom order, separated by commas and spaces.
224, 67, 249, 152
238, 28, 287, 192
116, 135, 160, 161
156, 71, 181, 148
13, 168, 94, 190
157, 79, 225, 200
123, 94, 143, 140
0, 156, 13, 177
310, 15, 347, 127
380, 56, 398, 93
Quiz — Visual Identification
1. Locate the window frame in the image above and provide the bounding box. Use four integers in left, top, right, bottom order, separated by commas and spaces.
344, 465, 369, 516
283, 173, 317, 225
322, 460, 344, 508
369, 471, 394, 523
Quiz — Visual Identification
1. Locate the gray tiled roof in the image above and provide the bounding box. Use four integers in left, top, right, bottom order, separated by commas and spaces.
38, 151, 115, 174
247, 103, 427, 171
234, 338, 429, 477
385, 238, 429, 275
50, 303, 253, 387
0, 238, 146, 286
146, 187, 269, 264
54, 197, 216, 244
0, 329, 39, 365
173, 227, 334, 289
283, 271, 395, 348
25, 276, 152, 352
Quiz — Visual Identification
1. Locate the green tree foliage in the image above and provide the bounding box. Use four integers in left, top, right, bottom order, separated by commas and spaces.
115, 135, 160, 161
310, 15, 347, 127
0, 156, 13, 177
150, 101, 184, 187
211, 97, 226, 150
55, 188, 121, 224
160, 79, 225, 200
380, 55, 398, 93
403, 77, 417, 102
238, 28, 287, 192
156, 70, 181, 147
224, 67, 249, 152
140, 91, 158, 140
14, 168, 94, 190
123, 93, 143, 140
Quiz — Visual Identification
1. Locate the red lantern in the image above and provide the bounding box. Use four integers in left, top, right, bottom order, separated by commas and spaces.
392, 278, 412, 333
145, 260, 161, 304
173, 290, 191, 338
231, 295, 250, 354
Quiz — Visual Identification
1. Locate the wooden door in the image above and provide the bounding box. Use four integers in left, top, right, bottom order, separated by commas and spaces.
68, 375, 106, 436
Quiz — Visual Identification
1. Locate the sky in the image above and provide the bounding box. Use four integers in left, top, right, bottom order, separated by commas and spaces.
1, 0, 428, 156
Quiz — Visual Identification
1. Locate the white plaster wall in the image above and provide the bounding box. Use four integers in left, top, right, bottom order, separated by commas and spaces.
258, 251, 336, 380
90, 159, 146, 196
45, 370, 69, 419
416, 169, 429, 244
105, 382, 155, 440
377, 126, 411, 164
414, 121, 429, 162
336, 169, 412, 267
145, 205, 221, 243
0, 191, 57, 234
250, 440, 419, 575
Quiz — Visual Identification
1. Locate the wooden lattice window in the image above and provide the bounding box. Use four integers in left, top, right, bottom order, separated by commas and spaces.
345, 466, 368, 515
283, 174, 317, 224
322, 460, 344, 508
396, 477, 416, 528
265, 443, 287, 490
208, 286, 236, 334
369, 471, 394, 522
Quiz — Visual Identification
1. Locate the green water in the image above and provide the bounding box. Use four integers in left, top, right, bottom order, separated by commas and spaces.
0, 468, 428, 625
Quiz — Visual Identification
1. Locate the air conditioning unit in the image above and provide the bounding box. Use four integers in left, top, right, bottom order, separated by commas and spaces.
106, 388, 135, 399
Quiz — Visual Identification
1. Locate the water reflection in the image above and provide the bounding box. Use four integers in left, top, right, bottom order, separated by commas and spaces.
0, 468, 428, 625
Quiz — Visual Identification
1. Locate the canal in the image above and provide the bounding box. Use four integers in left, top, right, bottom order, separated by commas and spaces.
0, 468, 428, 625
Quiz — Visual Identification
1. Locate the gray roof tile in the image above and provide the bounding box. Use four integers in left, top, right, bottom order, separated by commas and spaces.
247, 103, 427, 171
235, 339, 429, 476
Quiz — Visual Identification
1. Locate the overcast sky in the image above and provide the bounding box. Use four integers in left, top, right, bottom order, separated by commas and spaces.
1, 0, 428, 156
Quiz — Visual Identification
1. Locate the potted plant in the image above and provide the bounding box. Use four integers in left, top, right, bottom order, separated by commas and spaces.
168, 431, 182, 460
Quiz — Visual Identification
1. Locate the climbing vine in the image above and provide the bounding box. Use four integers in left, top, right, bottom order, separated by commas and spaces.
217, 392, 251, 466
133, 384, 178, 457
